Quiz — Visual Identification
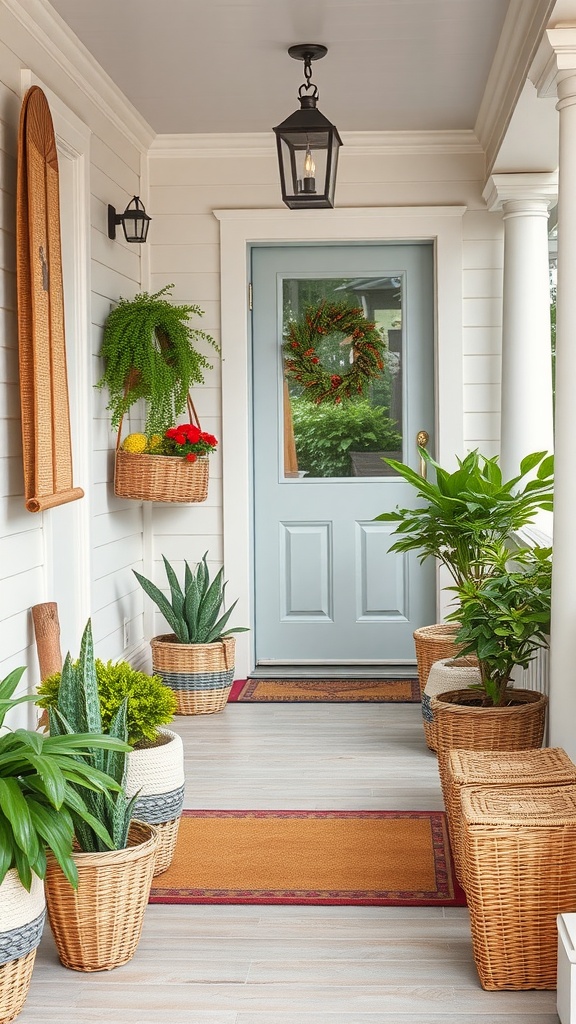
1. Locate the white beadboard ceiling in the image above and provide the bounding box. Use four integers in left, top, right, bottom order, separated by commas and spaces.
47, 0, 511, 135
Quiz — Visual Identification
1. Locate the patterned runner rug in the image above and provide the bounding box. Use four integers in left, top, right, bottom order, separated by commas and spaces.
228, 678, 420, 702
149, 809, 465, 907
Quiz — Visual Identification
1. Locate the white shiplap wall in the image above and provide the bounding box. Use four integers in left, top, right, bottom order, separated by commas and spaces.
147, 139, 505, 611
0, 3, 151, 718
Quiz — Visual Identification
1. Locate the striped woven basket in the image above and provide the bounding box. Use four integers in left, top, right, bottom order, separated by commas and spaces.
0, 870, 46, 1023
151, 635, 236, 715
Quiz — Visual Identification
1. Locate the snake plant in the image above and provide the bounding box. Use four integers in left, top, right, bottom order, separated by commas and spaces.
134, 553, 248, 645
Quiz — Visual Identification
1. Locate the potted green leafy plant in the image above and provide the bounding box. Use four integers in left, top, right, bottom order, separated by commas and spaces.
376, 448, 554, 701
134, 553, 248, 715
432, 545, 552, 803
0, 664, 131, 1016
96, 284, 220, 503
37, 660, 183, 875
43, 621, 159, 972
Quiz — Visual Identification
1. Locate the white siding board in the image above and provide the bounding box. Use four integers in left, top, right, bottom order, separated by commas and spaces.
90, 134, 141, 190
0, 498, 41, 538
463, 297, 502, 327
463, 355, 501, 385
145, 215, 219, 246
92, 535, 143, 579
462, 268, 503, 298
92, 507, 142, 549
0, 530, 43, 579
0, 566, 44, 620
0, 308, 17, 348
91, 567, 142, 614
0, 227, 16, 272
464, 412, 501, 439
463, 327, 502, 354
463, 383, 501, 413
0, 342, 18, 383
0, 457, 24, 498
463, 238, 504, 269
150, 244, 220, 275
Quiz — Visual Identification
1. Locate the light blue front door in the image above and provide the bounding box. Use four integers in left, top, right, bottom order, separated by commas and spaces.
251, 243, 435, 669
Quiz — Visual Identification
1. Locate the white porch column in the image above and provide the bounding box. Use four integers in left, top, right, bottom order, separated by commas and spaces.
536, 29, 576, 759
483, 174, 556, 482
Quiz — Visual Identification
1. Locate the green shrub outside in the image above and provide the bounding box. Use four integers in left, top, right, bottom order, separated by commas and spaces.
291, 397, 401, 478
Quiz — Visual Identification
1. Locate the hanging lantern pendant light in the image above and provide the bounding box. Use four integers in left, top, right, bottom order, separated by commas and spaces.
273, 44, 342, 210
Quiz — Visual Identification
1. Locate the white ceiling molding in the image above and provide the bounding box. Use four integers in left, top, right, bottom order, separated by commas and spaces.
149, 130, 484, 160
475, 0, 557, 175
532, 26, 576, 96
3, 0, 154, 152
483, 171, 559, 210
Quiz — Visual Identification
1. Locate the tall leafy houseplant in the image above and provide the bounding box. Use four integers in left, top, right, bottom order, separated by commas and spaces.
96, 284, 220, 436
134, 554, 248, 715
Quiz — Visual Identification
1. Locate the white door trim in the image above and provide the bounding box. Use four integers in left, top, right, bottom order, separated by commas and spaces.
214, 206, 465, 678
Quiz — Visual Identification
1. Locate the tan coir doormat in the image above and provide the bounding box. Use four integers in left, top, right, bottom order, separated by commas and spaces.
228, 678, 420, 702
149, 810, 465, 906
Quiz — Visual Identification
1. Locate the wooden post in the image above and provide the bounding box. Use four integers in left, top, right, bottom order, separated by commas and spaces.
31, 602, 62, 680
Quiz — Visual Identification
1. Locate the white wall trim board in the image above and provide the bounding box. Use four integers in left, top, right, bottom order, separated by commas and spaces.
3, 0, 154, 152
149, 130, 484, 160
475, 0, 557, 174
214, 206, 465, 678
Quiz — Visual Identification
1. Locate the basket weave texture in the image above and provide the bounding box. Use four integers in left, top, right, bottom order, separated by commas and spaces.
44, 820, 157, 972
0, 949, 37, 1023
151, 635, 235, 715
125, 729, 185, 875
446, 747, 576, 883
413, 624, 464, 700
150, 817, 181, 876
461, 784, 576, 990
422, 657, 480, 752
114, 449, 209, 503
431, 687, 548, 811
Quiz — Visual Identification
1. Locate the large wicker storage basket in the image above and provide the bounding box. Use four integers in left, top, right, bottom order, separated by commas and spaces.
462, 784, 576, 990
422, 656, 479, 752
431, 687, 548, 810
413, 623, 463, 700
115, 449, 209, 503
446, 747, 576, 883
151, 635, 235, 715
45, 820, 157, 972
125, 728, 185, 875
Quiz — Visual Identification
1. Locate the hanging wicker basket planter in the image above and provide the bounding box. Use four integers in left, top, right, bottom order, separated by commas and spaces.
151, 635, 236, 715
114, 395, 210, 503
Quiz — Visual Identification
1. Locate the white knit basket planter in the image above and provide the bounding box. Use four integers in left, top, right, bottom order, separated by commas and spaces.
0, 870, 46, 1023
422, 657, 480, 752
125, 728, 185, 876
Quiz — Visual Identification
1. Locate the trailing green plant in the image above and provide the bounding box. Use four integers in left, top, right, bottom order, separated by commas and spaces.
48, 620, 138, 853
96, 284, 220, 436
37, 660, 177, 748
0, 666, 130, 890
291, 397, 401, 478
134, 553, 249, 645
376, 448, 554, 586
446, 545, 552, 707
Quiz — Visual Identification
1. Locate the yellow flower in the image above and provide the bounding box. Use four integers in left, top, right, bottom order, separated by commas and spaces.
121, 433, 148, 453
147, 434, 163, 451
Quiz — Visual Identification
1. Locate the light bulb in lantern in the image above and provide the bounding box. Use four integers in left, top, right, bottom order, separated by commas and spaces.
302, 146, 316, 193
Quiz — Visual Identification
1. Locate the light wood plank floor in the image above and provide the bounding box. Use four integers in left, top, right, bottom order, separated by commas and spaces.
20, 703, 560, 1023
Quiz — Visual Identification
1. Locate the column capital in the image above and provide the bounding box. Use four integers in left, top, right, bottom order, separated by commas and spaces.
531, 26, 576, 98
483, 172, 558, 212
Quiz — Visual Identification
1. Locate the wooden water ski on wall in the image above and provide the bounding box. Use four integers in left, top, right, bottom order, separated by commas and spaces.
16, 85, 84, 513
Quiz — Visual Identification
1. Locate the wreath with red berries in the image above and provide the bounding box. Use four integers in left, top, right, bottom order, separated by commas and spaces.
283, 301, 386, 405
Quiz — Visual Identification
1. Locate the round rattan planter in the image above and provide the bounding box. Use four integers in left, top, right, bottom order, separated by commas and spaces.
422, 657, 480, 752
431, 687, 548, 810
151, 635, 235, 715
114, 450, 209, 503
413, 623, 464, 700
44, 820, 158, 972
125, 728, 185, 875
0, 870, 46, 1024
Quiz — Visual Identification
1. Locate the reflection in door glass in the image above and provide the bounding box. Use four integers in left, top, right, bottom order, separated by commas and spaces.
282, 277, 403, 479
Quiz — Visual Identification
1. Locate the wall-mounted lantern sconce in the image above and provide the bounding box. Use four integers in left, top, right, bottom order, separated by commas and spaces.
108, 195, 151, 243
273, 44, 342, 210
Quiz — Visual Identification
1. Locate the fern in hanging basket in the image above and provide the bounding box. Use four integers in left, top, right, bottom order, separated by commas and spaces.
96, 284, 220, 436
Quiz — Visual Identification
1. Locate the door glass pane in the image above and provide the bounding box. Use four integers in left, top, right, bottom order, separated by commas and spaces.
282, 276, 403, 479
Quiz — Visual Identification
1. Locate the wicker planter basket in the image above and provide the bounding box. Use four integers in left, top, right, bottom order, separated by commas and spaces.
125, 728, 185, 875
446, 747, 576, 884
413, 623, 464, 699
44, 820, 157, 972
462, 784, 576, 990
0, 870, 46, 1023
432, 687, 548, 811
115, 449, 209, 503
151, 635, 235, 715
422, 656, 480, 752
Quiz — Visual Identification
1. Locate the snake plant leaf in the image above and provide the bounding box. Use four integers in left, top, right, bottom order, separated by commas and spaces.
162, 554, 185, 623
184, 560, 193, 594
204, 600, 240, 643
78, 620, 103, 736
196, 552, 209, 599
197, 568, 225, 640
133, 570, 188, 641
104, 700, 130, 786
183, 577, 200, 641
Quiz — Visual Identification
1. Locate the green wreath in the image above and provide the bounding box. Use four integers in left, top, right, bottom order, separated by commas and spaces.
283, 301, 386, 405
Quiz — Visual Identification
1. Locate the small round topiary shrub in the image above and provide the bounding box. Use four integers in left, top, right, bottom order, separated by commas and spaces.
37, 659, 177, 748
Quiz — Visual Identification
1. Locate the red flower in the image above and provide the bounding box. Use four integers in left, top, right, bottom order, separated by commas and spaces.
330, 375, 342, 388
184, 424, 202, 444
311, 357, 319, 364
291, 342, 299, 349
175, 433, 187, 445
304, 348, 315, 357
201, 433, 218, 447
186, 452, 197, 462
165, 427, 178, 439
